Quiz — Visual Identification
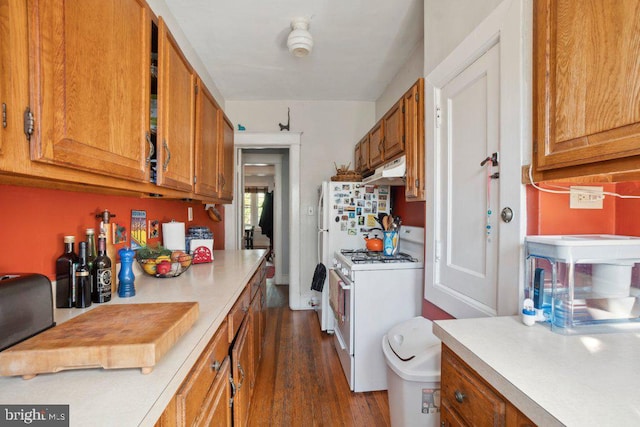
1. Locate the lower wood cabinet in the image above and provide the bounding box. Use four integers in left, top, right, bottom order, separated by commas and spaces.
231, 317, 252, 427
156, 259, 267, 427
441, 345, 535, 427
197, 356, 232, 427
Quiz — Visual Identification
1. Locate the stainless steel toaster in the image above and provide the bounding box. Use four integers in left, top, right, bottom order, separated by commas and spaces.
0, 274, 55, 351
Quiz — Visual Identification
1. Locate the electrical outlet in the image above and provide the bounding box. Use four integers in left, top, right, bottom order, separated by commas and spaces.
569, 186, 604, 209
187, 207, 193, 221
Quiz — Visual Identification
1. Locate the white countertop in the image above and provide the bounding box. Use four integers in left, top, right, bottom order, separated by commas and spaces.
433, 316, 640, 426
0, 249, 266, 427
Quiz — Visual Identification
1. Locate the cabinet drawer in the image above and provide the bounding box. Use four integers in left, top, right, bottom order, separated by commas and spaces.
228, 286, 250, 342
441, 346, 505, 426
176, 320, 229, 427
250, 270, 260, 300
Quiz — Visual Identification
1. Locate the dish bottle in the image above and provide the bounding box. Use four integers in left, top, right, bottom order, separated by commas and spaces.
75, 241, 92, 308
92, 234, 112, 303
55, 236, 78, 308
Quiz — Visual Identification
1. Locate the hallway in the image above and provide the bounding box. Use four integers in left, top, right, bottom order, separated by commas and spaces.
247, 283, 390, 426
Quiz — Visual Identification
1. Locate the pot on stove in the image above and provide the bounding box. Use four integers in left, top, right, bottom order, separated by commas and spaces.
364, 229, 383, 252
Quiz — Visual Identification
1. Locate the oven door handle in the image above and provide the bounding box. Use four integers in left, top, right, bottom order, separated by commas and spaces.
339, 280, 351, 291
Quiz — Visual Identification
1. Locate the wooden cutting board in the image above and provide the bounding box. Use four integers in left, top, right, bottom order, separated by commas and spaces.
0, 302, 199, 380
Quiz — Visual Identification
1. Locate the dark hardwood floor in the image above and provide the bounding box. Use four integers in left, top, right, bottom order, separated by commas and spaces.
247, 281, 391, 426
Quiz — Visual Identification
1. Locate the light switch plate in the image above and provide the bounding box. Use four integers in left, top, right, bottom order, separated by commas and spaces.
187, 207, 193, 221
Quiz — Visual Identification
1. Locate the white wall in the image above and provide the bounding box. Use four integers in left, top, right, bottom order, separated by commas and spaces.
375, 39, 425, 120
225, 101, 375, 308
146, 0, 225, 107
424, 0, 504, 75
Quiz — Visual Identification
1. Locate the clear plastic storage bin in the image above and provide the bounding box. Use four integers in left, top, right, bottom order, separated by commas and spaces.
525, 235, 640, 334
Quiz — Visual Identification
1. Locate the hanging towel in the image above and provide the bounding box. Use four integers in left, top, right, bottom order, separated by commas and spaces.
311, 263, 327, 292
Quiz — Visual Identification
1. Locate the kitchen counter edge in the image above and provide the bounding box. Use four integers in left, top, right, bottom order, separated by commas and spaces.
0, 249, 267, 427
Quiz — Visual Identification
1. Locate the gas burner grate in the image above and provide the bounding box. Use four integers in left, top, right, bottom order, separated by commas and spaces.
342, 250, 418, 264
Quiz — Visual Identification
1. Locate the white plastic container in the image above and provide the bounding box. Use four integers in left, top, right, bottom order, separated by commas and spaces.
382, 316, 441, 427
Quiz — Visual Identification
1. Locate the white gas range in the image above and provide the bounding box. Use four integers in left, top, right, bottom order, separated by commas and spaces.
330, 226, 424, 392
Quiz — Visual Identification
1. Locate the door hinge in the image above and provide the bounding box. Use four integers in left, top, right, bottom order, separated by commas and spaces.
435, 106, 441, 128
416, 93, 419, 102
23, 107, 34, 141
533, 141, 538, 154
193, 175, 197, 184
2, 103, 6, 128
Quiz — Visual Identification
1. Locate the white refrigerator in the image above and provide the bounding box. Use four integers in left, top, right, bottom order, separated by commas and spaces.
316, 181, 390, 332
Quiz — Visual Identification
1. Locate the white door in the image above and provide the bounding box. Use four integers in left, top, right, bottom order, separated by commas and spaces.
425, 0, 527, 318
438, 44, 500, 314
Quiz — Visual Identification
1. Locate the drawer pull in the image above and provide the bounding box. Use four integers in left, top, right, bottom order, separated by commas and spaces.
211, 360, 221, 372
454, 390, 466, 403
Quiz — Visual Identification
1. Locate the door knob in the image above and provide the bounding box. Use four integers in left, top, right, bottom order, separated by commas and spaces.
501, 207, 513, 223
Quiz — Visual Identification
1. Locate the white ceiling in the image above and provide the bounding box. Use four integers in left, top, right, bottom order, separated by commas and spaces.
163, 0, 424, 101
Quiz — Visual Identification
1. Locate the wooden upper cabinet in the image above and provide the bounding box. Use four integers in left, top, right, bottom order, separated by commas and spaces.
404, 78, 425, 201
354, 141, 362, 173
354, 135, 371, 174
0, 0, 29, 164
193, 79, 221, 198
534, 0, 640, 176
217, 113, 234, 202
27, 0, 151, 182
156, 18, 195, 192
382, 98, 404, 160
368, 121, 384, 169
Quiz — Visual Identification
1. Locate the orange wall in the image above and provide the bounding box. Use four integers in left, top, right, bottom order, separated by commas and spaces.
527, 183, 618, 235
615, 182, 640, 236
391, 186, 425, 227
0, 185, 224, 280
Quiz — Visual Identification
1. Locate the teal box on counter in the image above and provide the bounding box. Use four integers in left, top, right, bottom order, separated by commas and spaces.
525, 235, 640, 334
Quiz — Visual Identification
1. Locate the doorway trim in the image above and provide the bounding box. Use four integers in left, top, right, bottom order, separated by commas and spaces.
228, 131, 302, 310
242, 153, 285, 284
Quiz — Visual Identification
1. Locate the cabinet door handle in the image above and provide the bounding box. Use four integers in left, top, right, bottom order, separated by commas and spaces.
242, 305, 249, 313
454, 390, 466, 403
229, 372, 236, 397
162, 139, 171, 171
211, 359, 221, 372
145, 132, 154, 165
236, 362, 245, 389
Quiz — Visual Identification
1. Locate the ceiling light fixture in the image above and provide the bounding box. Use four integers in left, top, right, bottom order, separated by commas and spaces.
287, 17, 313, 57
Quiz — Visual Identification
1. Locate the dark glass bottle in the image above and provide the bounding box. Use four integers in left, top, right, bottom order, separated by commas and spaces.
55, 236, 78, 308
86, 228, 97, 272
75, 241, 92, 308
92, 234, 112, 303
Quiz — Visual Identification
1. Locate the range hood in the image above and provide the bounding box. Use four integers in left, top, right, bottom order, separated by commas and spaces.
362, 155, 406, 186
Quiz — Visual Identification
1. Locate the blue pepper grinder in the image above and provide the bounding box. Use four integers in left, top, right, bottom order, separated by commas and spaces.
118, 247, 136, 298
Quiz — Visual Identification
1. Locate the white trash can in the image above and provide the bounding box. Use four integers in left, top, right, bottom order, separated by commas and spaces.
382, 316, 441, 427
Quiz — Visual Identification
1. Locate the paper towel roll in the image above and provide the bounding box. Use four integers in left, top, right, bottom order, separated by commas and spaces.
163, 221, 186, 251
